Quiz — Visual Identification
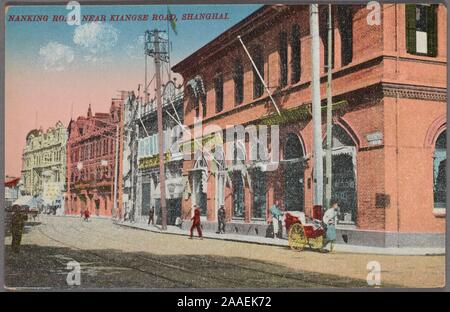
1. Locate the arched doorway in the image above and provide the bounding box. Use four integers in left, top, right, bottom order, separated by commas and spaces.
283, 133, 305, 211
323, 124, 358, 224
231, 142, 246, 218
213, 147, 226, 220
191, 151, 208, 216
433, 130, 446, 209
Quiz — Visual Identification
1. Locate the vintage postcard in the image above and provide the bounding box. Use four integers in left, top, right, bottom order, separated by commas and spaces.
2, 1, 447, 293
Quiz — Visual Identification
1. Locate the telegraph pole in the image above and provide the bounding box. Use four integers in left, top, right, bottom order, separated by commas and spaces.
325, 4, 333, 210
310, 4, 324, 216
146, 29, 168, 230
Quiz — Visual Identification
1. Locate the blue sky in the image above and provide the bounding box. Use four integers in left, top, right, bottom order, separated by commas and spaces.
5, 4, 262, 176
6, 4, 262, 71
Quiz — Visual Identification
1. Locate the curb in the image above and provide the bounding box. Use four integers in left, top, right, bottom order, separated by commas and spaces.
113, 221, 446, 256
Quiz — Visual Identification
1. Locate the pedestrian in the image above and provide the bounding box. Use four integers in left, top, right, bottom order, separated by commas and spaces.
270, 200, 283, 239
322, 199, 339, 250
10, 205, 26, 254
189, 205, 203, 239
216, 205, 226, 234
84, 209, 90, 222
148, 205, 155, 225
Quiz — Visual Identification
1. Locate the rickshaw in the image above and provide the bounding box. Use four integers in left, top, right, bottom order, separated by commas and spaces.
285, 211, 335, 252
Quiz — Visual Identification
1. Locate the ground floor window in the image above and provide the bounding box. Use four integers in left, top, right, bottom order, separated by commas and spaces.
216, 171, 226, 210
233, 171, 245, 218
141, 182, 151, 216
434, 130, 446, 209
192, 170, 207, 216
252, 169, 266, 219
330, 153, 357, 224
283, 134, 305, 212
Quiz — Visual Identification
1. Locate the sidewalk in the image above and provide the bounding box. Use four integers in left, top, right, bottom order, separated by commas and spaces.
114, 220, 445, 256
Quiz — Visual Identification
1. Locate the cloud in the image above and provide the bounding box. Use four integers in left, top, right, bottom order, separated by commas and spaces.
125, 35, 145, 59
73, 22, 119, 63
39, 41, 74, 71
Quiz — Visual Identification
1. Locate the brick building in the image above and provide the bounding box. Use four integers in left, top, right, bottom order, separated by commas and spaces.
122, 80, 185, 224
65, 97, 124, 218
172, 4, 447, 247
20, 121, 67, 207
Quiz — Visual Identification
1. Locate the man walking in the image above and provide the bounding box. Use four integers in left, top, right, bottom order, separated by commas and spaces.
217, 205, 226, 234
148, 205, 155, 225
11, 205, 26, 254
270, 200, 283, 239
189, 205, 203, 239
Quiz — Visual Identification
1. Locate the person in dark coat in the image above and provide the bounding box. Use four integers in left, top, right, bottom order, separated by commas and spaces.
217, 205, 226, 234
148, 206, 155, 225
189, 206, 203, 239
11, 205, 26, 253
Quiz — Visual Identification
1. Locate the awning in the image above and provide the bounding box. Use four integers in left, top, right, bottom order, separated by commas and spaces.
13, 196, 39, 208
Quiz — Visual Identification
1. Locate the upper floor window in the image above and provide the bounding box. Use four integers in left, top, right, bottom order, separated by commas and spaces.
201, 92, 207, 118
338, 6, 353, 66
233, 59, 244, 105
291, 24, 301, 84
406, 4, 438, 57
214, 73, 224, 113
194, 95, 200, 118
279, 32, 288, 88
252, 46, 264, 99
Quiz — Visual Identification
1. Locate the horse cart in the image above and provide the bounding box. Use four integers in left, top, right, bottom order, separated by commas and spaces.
284, 211, 335, 252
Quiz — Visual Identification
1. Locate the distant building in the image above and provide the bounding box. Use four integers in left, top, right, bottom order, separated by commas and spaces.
20, 121, 67, 208
122, 80, 184, 224
172, 4, 447, 247
5, 176, 20, 208
65, 97, 125, 217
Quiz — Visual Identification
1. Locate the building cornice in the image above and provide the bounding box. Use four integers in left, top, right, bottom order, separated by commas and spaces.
382, 83, 447, 102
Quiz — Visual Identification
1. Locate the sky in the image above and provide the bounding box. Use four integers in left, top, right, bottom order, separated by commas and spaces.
5, 4, 262, 177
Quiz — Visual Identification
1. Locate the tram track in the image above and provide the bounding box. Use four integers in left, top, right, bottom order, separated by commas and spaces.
75, 218, 352, 288
40, 218, 246, 288
36, 222, 193, 287
34, 217, 370, 288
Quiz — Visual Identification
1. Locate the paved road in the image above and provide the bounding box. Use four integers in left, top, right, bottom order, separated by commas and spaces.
4, 216, 444, 289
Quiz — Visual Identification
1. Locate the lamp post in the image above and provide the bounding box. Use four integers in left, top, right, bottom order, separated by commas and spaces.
310, 3, 324, 217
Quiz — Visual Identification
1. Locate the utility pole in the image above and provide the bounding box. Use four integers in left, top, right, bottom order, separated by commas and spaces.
310, 4, 324, 216
146, 29, 169, 230
325, 4, 333, 210
144, 32, 149, 105
113, 123, 119, 219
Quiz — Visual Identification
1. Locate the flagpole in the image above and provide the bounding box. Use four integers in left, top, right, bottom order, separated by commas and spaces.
237, 35, 281, 116
167, 5, 172, 81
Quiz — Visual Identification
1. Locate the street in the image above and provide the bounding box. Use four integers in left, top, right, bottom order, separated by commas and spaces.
4, 216, 444, 289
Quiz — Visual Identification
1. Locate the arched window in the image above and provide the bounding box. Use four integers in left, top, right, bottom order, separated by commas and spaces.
214, 147, 226, 213
283, 133, 305, 211
231, 142, 246, 218
191, 151, 208, 216
433, 130, 446, 209
323, 124, 357, 224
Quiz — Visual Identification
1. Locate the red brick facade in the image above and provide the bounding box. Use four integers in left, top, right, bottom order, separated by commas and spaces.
65, 99, 124, 217
172, 4, 446, 236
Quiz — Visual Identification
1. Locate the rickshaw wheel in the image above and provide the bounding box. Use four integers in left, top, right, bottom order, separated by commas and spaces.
310, 236, 323, 250
288, 223, 306, 251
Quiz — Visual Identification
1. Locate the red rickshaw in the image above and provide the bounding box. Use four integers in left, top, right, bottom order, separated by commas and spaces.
284, 211, 334, 252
